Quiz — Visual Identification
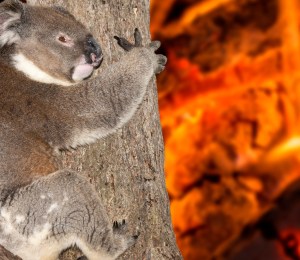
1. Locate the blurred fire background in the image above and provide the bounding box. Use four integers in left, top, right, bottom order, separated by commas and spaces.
150, 0, 300, 259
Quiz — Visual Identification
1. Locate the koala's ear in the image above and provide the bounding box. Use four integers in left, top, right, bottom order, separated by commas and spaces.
0, 0, 24, 47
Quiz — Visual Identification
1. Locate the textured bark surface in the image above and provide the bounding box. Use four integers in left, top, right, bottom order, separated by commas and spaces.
0, 0, 182, 259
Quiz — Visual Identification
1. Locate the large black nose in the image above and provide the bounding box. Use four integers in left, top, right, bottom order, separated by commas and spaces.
85, 35, 103, 67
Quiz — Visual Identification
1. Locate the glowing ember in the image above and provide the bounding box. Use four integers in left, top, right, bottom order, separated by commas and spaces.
267, 137, 300, 163
279, 230, 300, 259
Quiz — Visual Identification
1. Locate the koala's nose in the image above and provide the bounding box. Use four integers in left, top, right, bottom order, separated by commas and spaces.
85, 36, 103, 67
86, 37, 101, 55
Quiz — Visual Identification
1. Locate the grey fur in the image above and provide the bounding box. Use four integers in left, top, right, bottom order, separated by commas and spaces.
0, 0, 166, 259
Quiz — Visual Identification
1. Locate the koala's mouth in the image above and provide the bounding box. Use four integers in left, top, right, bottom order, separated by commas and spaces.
72, 54, 103, 82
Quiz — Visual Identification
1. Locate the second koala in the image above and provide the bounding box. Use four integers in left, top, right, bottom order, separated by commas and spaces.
0, 0, 167, 259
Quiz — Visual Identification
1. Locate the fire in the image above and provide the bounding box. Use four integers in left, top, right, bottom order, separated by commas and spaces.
151, 0, 300, 259
279, 229, 300, 259
267, 137, 300, 162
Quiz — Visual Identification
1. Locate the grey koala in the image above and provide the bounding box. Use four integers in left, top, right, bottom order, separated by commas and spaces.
0, 0, 167, 259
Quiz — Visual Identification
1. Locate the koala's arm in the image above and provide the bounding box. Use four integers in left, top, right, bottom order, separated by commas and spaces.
84, 41, 163, 127
40, 30, 166, 149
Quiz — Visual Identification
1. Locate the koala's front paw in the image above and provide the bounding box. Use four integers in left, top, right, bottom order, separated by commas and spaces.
113, 219, 140, 250
114, 28, 167, 74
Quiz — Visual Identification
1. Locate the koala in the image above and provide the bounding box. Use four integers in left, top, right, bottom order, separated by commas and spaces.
0, 0, 167, 260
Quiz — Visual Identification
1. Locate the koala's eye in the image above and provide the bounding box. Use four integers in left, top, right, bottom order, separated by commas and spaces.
58, 36, 67, 43
56, 33, 74, 47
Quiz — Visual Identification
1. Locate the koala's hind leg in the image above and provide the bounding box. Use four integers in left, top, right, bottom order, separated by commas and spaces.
0, 170, 137, 260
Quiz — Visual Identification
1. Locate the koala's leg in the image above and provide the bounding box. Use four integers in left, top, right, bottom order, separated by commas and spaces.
0, 170, 137, 260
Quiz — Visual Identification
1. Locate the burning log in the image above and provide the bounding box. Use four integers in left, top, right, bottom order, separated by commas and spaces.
226, 180, 300, 260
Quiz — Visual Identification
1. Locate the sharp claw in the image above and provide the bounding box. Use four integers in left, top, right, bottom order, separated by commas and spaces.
134, 28, 143, 47
114, 36, 134, 52
149, 41, 161, 50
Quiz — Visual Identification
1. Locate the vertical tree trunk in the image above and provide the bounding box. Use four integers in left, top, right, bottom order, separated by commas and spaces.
0, 0, 180, 259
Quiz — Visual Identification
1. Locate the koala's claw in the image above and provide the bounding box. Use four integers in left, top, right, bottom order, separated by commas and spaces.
114, 28, 143, 51
155, 54, 167, 74
133, 230, 140, 240
113, 219, 127, 233
114, 36, 134, 52
158, 54, 167, 65
126, 231, 140, 248
148, 40, 161, 51
134, 28, 143, 47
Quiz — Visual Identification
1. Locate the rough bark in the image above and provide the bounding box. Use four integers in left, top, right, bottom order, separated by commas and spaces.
0, 0, 182, 259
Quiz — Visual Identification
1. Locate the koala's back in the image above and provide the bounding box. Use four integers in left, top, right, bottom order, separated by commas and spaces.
0, 64, 58, 198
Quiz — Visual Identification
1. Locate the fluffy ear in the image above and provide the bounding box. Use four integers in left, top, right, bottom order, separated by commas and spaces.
0, 0, 24, 47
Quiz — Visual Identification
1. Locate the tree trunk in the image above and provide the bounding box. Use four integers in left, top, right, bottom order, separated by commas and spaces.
0, 0, 181, 259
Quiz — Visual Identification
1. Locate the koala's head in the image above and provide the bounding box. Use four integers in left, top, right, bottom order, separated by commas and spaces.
0, 0, 103, 86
